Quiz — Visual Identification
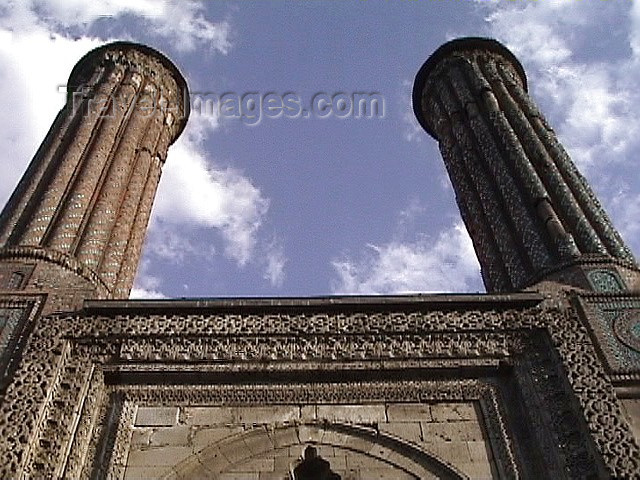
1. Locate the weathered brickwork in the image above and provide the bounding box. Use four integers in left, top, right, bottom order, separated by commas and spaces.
0, 42, 189, 311
0, 37, 640, 480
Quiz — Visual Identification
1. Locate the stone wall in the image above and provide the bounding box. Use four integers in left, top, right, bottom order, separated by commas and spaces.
124, 402, 496, 479
621, 398, 640, 444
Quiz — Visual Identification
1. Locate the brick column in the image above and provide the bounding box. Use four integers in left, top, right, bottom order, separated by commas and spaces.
413, 37, 638, 292
0, 42, 189, 306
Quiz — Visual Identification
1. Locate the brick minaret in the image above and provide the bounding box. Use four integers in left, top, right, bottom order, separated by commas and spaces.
413, 38, 639, 293
0, 42, 189, 310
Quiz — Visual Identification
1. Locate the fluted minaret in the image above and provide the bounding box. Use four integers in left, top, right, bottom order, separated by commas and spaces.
0, 42, 189, 303
413, 38, 638, 293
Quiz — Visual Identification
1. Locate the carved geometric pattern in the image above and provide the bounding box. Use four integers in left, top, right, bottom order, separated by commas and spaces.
587, 269, 625, 293
613, 309, 640, 353
118, 332, 521, 363
576, 294, 640, 374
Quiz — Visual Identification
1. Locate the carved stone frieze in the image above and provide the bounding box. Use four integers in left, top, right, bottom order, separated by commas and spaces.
0, 297, 638, 478
117, 332, 520, 363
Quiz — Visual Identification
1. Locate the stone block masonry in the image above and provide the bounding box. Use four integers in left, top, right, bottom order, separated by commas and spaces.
124, 402, 496, 479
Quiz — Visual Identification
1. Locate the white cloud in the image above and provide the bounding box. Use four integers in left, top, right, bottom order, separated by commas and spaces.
0, 0, 230, 53
0, 30, 102, 204
143, 220, 208, 264
129, 287, 166, 299
130, 259, 167, 299
396, 196, 427, 239
484, 7, 572, 67
400, 79, 424, 143
141, 2, 231, 54
135, 112, 278, 294
263, 238, 286, 287
629, 0, 640, 57
482, 1, 640, 170
152, 116, 270, 266
331, 222, 481, 295
18, 0, 162, 28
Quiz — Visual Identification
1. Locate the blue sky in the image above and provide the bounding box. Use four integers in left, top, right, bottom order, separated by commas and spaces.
0, 0, 638, 298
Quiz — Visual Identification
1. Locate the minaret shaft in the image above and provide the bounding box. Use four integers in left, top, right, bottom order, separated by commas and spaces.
413, 38, 637, 292
0, 42, 189, 307
74, 77, 157, 269
43, 70, 140, 253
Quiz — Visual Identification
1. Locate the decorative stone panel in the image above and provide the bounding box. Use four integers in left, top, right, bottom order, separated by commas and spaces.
576, 294, 640, 375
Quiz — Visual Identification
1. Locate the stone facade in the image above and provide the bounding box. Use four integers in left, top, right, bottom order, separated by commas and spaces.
0, 38, 639, 479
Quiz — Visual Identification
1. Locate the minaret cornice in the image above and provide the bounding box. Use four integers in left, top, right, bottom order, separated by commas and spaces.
68, 41, 190, 143
413, 37, 527, 139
